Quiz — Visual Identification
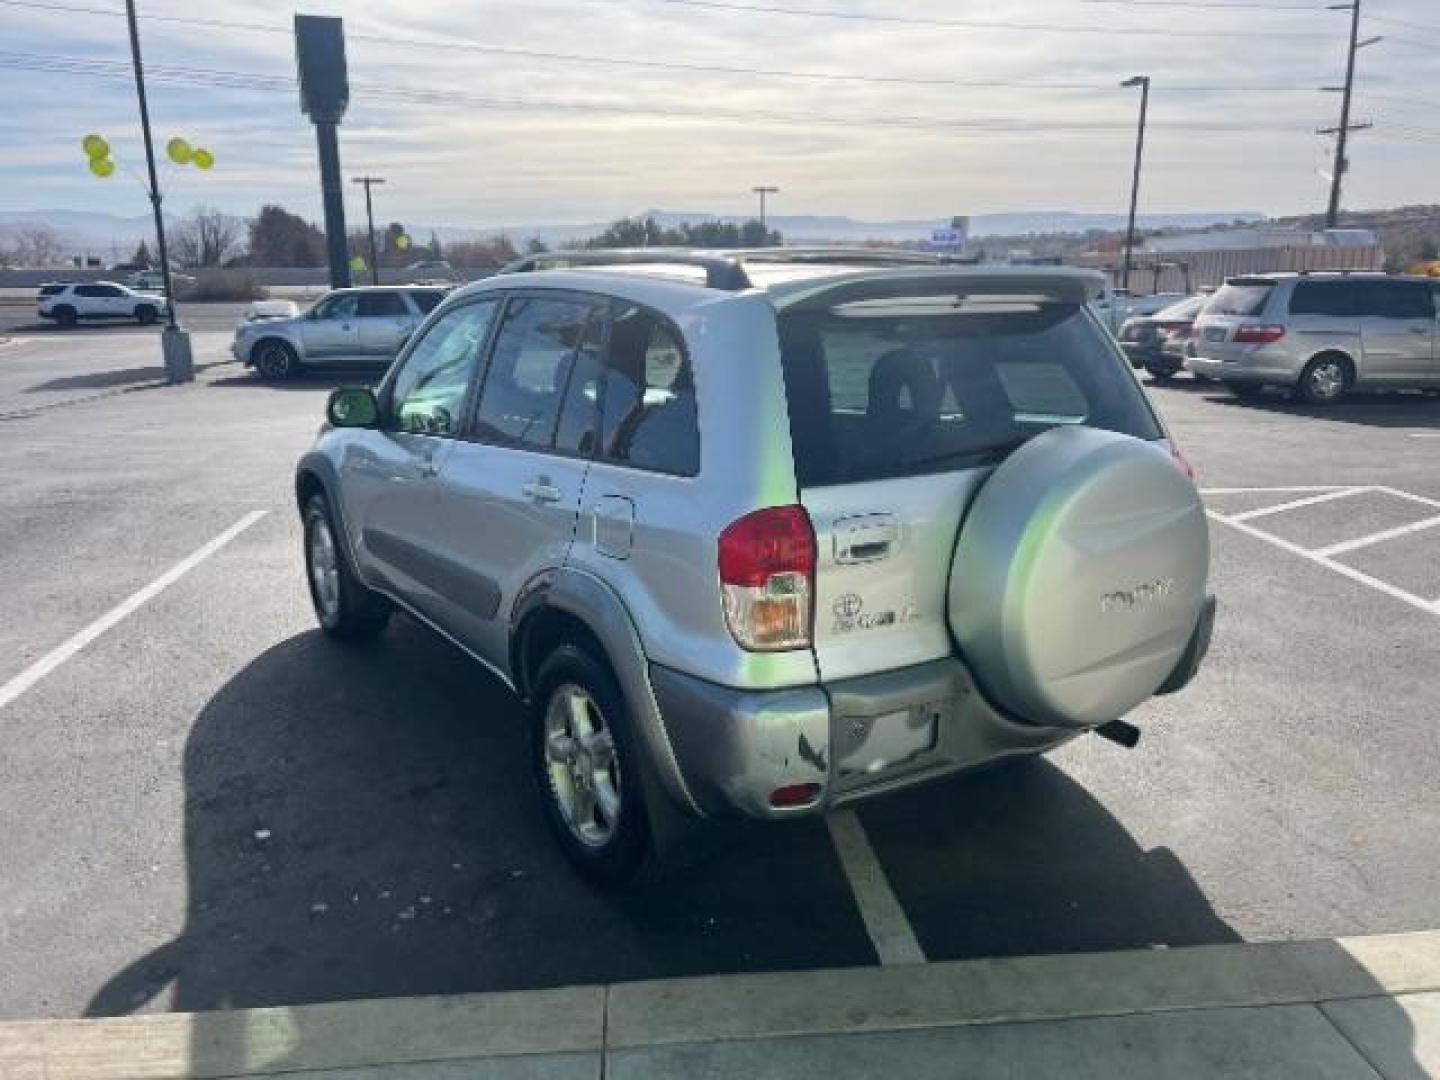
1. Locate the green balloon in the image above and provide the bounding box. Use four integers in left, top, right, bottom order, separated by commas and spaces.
166, 137, 192, 165
191, 147, 214, 170
88, 157, 115, 179
82, 134, 110, 160
349, 255, 368, 272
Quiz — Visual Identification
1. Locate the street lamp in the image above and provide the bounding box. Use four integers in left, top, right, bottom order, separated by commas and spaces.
751, 185, 779, 238
352, 175, 385, 286
1120, 75, 1151, 295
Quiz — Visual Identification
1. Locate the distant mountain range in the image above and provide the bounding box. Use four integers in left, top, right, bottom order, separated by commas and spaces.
1, 207, 1265, 256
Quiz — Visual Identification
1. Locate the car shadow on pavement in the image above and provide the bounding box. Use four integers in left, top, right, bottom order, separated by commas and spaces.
26, 362, 224, 393
1202, 389, 1440, 429
79, 620, 1424, 1078
207, 371, 382, 392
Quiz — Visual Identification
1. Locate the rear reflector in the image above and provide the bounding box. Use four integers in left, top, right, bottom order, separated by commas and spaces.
1234, 325, 1286, 345
719, 505, 815, 651
769, 782, 821, 808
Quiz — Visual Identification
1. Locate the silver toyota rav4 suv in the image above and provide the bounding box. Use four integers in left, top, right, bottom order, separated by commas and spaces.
295, 249, 1215, 886
1188, 272, 1440, 403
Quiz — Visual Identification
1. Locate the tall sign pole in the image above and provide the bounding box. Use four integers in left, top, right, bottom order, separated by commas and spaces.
296, 15, 352, 289
1321, 0, 1379, 228
1120, 75, 1150, 295
352, 176, 385, 285
124, 0, 192, 381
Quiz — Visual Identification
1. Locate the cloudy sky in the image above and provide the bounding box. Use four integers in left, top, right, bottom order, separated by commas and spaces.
2, 0, 1438, 228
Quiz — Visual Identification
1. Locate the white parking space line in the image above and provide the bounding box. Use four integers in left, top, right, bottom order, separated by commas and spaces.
1315, 514, 1440, 558
1207, 509, 1440, 617
826, 810, 925, 967
1375, 485, 1440, 510
1225, 487, 1370, 523
1201, 486, 1349, 495
0, 510, 269, 712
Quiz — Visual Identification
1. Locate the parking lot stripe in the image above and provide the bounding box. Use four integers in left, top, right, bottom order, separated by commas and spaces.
1226, 488, 1369, 523
1200, 486, 1349, 496
1208, 510, 1440, 617
1375, 485, 1440, 510
826, 810, 925, 967
0, 510, 269, 712
1314, 513, 1440, 558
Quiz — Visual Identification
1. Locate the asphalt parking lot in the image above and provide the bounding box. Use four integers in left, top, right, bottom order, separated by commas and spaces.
2, 330, 1438, 1022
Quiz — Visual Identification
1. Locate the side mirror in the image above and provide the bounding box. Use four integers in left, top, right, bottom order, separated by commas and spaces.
326, 387, 379, 428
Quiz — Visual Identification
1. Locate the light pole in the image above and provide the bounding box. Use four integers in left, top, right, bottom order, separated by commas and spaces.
1120, 75, 1150, 295
123, 0, 192, 381
1320, 0, 1380, 228
751, 185, 779, 238
352, 175, 385, 285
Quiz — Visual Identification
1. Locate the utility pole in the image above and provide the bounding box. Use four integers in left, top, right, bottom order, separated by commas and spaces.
751, 185, 779, 238
352, 175, 385, 285
1120, 75, 1150, 295
1321, 0, 1379, 228
124, 0, 192, 381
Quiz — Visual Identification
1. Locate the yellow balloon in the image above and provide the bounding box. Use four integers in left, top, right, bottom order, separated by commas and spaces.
82, 134, 110, 160
166, 137, 192, 165
191, 148, 214, 170
349, 255, 368, 272
88, 157, 115, 178
395, 233, 412, 250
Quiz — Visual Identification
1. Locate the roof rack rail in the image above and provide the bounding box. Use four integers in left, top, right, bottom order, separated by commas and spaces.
1296, 268, 1389, 277
499, 246, 962, 289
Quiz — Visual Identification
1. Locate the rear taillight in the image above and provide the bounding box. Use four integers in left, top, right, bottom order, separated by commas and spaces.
718, 505, 815, 651
1234, 325, 1286, 345
1171, 444, 1196, 481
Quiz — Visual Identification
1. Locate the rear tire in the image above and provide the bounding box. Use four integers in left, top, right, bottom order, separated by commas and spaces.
531, 644, 657, 889
1144, 362, 1179, 382
1294, 354, 1351, 405
134, 304, 158, 326
303, 493, 390, 640
254, 339, 298, 380
54, 306, 77, 328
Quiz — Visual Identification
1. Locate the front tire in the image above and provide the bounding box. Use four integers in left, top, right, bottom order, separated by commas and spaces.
532, 644, 656, 889
54, 306, 78, 328
254, 340, 298, 380
1295, 354, 1351, 405
303, 493, 390, 639
135, 304, 158, 326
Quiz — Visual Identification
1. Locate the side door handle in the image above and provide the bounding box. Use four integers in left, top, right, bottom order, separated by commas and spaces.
522, 476, 564, 503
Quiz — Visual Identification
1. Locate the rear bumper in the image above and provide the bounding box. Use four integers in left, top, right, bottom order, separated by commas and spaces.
652, 594, 1216, 821
650, 657, 1079, 820
1187, 350, 1300, 384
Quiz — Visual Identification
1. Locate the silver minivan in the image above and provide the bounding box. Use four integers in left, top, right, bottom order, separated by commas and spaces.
1188, 273, 1440, 403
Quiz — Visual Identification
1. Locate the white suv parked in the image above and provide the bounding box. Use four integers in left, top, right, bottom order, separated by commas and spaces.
295, 249, 1215, 886
37, 281, 171, 327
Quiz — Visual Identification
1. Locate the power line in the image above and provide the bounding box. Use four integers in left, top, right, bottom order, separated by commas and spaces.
1077, 0, 1320, 9
0, 50, 1323, 135
0, 0, 1328, 91
642, 0, 1334, 37
1366, 13, 1440, 35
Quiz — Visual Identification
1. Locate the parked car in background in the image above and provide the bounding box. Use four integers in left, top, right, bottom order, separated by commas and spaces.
125, 269, 196, 292
36, 281, 171, 327
231, 285, 449, 378
1091, 288, 1190, 334
1188, 272, 1440, 403
1118, 295, 1207, 379
295, 250, 1214, 885
403, 259, 459, 285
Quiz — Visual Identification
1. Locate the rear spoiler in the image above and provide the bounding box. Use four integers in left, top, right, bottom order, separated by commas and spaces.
769, 266, 1106, 312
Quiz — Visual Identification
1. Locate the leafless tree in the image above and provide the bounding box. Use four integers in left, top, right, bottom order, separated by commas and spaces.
1, 225, 66, 267
172, 206, 245, 268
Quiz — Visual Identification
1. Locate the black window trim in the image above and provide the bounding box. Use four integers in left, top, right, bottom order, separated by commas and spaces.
455, 288, 611, 466
374, 293, 505, 440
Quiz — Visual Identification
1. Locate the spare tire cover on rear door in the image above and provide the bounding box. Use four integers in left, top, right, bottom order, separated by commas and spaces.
949, 425, 1208, 729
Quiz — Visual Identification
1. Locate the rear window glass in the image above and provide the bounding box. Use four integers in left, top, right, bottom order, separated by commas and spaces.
1154, 296, 1204, 321
778, 301, 1162, 487
38, 284, 67, 297
1208, 282, 1273, 317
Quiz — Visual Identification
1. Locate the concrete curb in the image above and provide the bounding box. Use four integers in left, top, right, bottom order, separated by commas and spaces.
2, 931, 1438, 1079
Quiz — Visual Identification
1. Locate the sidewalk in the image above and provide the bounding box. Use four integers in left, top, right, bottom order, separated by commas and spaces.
3, 931, 1438, 1079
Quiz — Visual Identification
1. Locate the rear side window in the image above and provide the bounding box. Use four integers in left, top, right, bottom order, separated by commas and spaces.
38, 284, 67, 297
75, 284, 121, 298
598, 304, 698, 476
357, 291, 407, 318
778, 301, 1161, 487
411, 290, 445, 314
1208, 282, 1273, 317
1290, 281, 1363, 317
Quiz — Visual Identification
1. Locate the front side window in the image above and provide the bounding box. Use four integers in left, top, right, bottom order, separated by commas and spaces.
411, 290, 446, 314
1362, 281, 1435, 319
313, 294, 360, 321
358, 292, 408, 318
387, 299, 498, 436
598, 305, 699, 475
76, 284, 121, 298
472, 296, 598, 450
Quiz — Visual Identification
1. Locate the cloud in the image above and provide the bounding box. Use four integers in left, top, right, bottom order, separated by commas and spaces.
2, 0, 1436, 225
